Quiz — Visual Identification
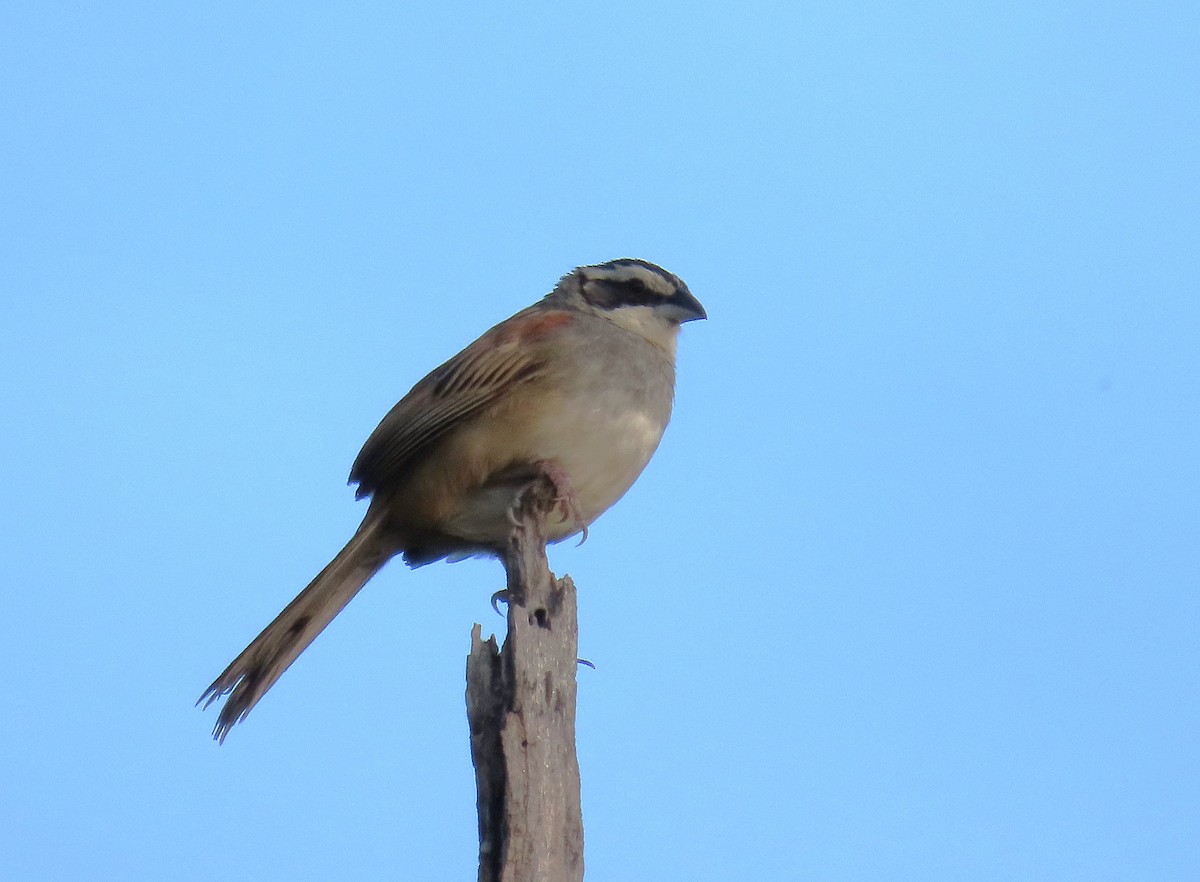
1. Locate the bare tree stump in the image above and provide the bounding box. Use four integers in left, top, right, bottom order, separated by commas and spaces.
466, 479, 585, 882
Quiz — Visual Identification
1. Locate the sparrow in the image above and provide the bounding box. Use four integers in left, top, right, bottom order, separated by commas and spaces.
199, 258, 706, 741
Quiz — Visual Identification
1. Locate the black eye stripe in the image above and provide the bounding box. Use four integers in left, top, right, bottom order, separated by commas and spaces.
576, 259, 695, 313
588, 278, 671, 310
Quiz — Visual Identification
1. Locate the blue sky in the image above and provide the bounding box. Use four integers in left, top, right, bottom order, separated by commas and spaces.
2, 2, 1197, 879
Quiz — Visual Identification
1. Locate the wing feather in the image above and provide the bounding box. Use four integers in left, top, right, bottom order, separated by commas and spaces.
349, 309, 557, 498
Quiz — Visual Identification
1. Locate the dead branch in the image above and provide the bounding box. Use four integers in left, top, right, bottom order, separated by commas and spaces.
466, 479, 584, 882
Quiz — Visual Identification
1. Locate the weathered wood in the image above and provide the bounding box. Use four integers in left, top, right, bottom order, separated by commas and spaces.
466, 479, 584, 882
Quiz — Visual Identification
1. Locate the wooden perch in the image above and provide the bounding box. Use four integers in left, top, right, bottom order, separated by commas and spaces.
466, 479, 585, 882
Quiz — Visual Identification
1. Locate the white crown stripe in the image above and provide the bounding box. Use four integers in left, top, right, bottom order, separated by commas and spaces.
580, 259, 680, 299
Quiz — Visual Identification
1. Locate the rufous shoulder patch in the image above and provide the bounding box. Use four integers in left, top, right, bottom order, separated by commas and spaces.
515, 310, 572, 342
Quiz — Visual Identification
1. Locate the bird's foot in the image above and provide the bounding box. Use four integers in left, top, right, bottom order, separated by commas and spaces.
533, 460, 589, 545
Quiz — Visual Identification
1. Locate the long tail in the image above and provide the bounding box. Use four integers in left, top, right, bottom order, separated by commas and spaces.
199, 516, 392, 743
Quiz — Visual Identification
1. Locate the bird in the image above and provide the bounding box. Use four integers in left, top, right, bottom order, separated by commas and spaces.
198, 258, 706, 742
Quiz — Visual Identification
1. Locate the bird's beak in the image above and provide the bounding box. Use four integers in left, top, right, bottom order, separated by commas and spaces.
675, 289, 707, 323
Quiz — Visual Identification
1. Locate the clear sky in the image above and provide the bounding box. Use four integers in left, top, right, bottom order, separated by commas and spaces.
2, 2, 1197, 880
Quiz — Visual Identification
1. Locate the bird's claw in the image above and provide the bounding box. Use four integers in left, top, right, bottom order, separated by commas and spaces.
490, 590, 508, 615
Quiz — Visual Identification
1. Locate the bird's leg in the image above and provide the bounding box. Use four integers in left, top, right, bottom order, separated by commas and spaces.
503, 460, 589, 547
523, 460, 589, 545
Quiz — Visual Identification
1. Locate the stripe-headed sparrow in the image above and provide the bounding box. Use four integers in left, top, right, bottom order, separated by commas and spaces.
200, 258, 705, 741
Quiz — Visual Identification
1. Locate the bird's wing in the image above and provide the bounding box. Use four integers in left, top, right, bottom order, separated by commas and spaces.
349, 306, 573, 497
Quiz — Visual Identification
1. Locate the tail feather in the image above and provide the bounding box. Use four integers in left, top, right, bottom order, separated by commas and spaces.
199, 517, 392, 743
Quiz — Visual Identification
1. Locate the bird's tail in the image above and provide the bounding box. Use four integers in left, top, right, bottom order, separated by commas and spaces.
198, 516, 392, 743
